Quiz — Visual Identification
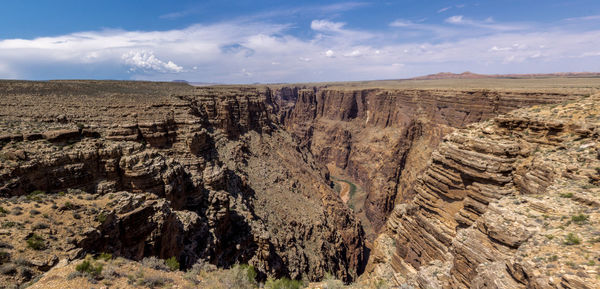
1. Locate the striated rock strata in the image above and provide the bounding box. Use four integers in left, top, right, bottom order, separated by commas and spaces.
0, 81, 365, 286
271, 87, 582, 233
366, 94, 600, 288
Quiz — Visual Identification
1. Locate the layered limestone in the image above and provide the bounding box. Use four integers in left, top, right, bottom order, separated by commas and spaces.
366, 94, 600, 288
272, 87, 582, 232
0, 82, 365, 286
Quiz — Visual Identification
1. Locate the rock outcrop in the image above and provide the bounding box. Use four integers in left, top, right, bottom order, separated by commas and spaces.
0, 81, 365, 286
365, 94, 600, 288
272, 87, 582, 233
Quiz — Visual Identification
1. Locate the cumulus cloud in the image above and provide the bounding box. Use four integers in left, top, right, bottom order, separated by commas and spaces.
122, 50, 183, 73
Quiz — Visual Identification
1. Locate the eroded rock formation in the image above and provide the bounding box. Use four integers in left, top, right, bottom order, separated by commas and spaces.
0, 81, 364, 285
1, 79, 598, 288
272, 87, 582, 233
365, 94, 600, 288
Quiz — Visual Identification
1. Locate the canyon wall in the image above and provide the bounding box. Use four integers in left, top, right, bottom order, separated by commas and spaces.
365, 94, 600, 288
270, 87, 582, 233
0, 82, 365, 284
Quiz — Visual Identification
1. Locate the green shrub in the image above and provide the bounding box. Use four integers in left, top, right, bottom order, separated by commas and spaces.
560, 192, 573, 198
98, 253, 113, 262
165, 256, 179, 271
33, 222, 49, 230
588, 260, 596, 266
141, 256, 168, 271
61, 201, 76, 210
222, 264, 257, 289
571, 214, 588, 224
26, 234, 47, 250
264, 277, 303, 289
582, 184, 597, 189
27, 190, 46, 201
564, 233, 581, 245
1, 221, 14, 228
75, 259, 103, 279
96, 212, 107, 223
0, 206, 7, 214
240, 264, 257, 283
324, 272, 343, 289
0, 250, 10, 264
373, 278, 389, 289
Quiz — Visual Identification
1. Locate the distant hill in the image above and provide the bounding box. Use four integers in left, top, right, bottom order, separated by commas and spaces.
412, 71, 490, 80
412, 71, 600, 80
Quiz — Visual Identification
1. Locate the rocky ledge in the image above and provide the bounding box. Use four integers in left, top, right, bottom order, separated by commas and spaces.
366, 94, 600, 288
272, 86, 583, 235
0, 81, 365, 287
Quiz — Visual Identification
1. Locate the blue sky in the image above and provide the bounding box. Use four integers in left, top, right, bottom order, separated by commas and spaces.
0, 0, 599, 83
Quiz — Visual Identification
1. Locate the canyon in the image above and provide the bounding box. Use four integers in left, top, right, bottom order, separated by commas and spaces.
0, 78, 599, 288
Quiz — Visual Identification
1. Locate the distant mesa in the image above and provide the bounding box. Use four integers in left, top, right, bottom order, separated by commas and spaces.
171, 79, 189, 83
412, 71, 489, 80
412, 71, 600, 80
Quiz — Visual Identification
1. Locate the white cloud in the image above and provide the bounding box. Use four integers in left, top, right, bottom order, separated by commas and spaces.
437, 7, 451, 13
446, 15, 465, 24
241, 68, 252, 76
160, 10, 193, 20
319, 2, 369, 12
489, 46, 512, 52
344, 50, 362, 57
565, 14, 600, 22
390, 19, 414, 27
444, 15, 526, 32
311, 20, 345, 32
0, 16, 599, 82
122, 50, 183, 73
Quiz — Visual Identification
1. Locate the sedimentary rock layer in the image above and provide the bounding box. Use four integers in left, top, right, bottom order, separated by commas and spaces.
366, 94, 600, 288
271, 87, 581, 232
0, 81, 365, 285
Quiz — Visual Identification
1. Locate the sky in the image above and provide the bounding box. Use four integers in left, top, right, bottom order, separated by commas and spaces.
0, 0, 599, 83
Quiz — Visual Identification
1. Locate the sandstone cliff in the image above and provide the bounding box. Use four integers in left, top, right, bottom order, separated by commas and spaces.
366, 94, 600, 288
271, 86, 583, 234
0, 81, 365, 286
